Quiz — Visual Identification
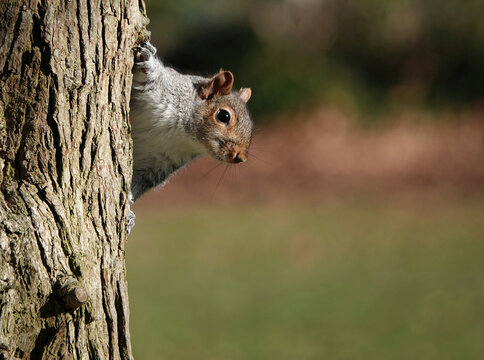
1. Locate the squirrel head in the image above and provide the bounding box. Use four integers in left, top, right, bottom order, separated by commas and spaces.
193, 71, 253, 164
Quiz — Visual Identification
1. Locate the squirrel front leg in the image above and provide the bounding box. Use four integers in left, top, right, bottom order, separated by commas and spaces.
128, 42, 158, 235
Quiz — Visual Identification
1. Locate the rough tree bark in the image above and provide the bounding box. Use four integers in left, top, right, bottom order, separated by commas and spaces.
0, 0, 146, 358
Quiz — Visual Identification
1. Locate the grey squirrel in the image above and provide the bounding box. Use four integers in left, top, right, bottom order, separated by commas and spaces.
127, 42, 253, 232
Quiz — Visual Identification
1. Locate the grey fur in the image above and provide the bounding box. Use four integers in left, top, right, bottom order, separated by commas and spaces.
127, 42, 253, 233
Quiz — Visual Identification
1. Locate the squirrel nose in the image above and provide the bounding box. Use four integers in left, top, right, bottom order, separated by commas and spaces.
232, 151, 247, 163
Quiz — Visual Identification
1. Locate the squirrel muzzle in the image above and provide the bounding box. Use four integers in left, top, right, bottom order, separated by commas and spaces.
227, 144, 248, 163
232, 150, 247, 163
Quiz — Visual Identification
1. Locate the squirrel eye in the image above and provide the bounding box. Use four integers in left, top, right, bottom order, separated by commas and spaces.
216, 109, 231, 124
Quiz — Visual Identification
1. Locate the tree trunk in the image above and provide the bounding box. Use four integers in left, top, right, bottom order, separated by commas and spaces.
0, 0, 146, 358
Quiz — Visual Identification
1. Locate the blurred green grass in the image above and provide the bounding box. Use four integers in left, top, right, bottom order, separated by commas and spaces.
127, 199, 484, 360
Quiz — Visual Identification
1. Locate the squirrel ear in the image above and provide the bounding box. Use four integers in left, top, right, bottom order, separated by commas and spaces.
199, 71, 234, 100
239, 88, 252, 103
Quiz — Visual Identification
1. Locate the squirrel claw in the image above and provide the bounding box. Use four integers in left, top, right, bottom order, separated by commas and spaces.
127, 209, 136, 234
134, 42, 157, 64
134, 47, 151, 64
140, 41, 157, 55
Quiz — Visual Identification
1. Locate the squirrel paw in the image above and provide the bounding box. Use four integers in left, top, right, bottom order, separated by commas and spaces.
127, 209, 136, 235
134, 42, 157, 64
